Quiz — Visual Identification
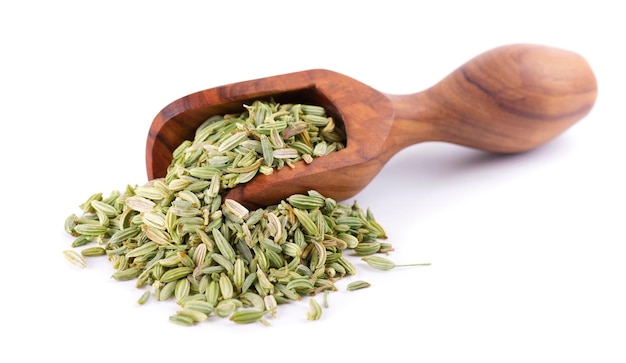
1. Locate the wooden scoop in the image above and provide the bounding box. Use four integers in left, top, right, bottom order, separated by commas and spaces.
146, 44, 597, 209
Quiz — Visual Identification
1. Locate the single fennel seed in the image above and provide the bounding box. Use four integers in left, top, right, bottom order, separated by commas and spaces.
361, 255, 431, 271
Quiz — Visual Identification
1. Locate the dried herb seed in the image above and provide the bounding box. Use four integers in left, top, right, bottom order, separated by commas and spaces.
361, 256, 431, 271
63, 250, 87, 269
346, 280, 371, 291
306, 298, 323, 321
63, 99, 430, 327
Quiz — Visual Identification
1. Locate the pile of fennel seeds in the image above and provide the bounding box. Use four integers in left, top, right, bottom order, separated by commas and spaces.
63, 99, 393, 326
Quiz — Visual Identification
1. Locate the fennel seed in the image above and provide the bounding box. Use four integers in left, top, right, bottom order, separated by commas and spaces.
63, 99, 428, 326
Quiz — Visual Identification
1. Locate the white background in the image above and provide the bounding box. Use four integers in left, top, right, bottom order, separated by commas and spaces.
1, 1, 624, 362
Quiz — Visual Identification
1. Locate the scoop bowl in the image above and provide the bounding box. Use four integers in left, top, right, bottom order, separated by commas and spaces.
146, 44, 597, 208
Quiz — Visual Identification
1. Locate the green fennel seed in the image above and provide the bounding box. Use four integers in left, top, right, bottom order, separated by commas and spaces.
63, 99, 428, 326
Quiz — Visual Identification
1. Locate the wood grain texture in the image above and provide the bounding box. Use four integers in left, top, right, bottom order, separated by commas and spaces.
146, 44, 597, 208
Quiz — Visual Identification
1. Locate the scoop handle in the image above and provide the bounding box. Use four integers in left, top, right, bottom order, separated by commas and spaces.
387, 44, 597, 153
